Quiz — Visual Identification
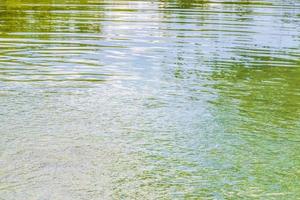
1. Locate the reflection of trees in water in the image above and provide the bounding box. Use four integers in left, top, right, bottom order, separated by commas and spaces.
158, 1, 300, 191
157, 0, 300, 136
168, 44, 300, 137
207, 60, 300, 198
0, 0, 105, 67
0, 0, 103, 35
209, 60, 300, 135
170, 0, 207, 8
160, 0, 209, 8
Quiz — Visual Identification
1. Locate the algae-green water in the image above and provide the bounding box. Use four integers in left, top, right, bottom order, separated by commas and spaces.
0, 0, 299, 199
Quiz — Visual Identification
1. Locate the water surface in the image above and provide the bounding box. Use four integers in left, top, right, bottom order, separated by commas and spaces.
0, 0, 300, 199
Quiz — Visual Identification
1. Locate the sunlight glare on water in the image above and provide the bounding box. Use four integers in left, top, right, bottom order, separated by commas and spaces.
0, 0, 300, 199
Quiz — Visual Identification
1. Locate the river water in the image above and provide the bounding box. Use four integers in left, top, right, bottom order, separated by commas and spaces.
0, 0, 299, 199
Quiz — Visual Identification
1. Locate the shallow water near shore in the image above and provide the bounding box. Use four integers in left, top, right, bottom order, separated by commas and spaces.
0, 0, 300, 199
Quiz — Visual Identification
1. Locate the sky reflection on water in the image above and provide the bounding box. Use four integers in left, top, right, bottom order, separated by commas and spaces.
0, 0, 300, 199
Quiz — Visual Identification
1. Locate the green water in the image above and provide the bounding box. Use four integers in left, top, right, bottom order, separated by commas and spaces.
0, 0, 299, 199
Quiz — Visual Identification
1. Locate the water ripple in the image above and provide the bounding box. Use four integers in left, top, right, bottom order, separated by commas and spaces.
0, 0, 299, 199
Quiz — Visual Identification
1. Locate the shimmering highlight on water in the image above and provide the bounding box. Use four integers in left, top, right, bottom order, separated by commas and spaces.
0, 0, 300, 199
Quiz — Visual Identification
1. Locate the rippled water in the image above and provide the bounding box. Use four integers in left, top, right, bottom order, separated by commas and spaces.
0, 0, 300, 199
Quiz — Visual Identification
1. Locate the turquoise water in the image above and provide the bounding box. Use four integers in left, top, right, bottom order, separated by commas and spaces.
0, 0, 300, 199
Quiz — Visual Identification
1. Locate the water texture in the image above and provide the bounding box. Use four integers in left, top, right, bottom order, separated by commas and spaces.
0, 0, 299, 199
